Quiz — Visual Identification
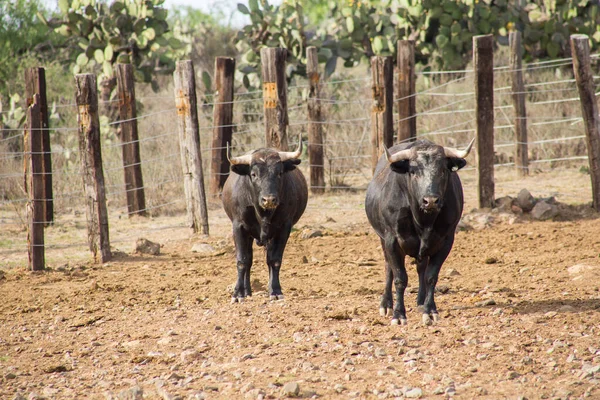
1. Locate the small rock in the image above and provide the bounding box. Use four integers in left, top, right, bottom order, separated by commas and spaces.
180, 349, 201, 363
241, 353, 254, 361
334, 384, 345, 393
191, 243, 215, 255
475, 299, 496, 307
506, 371, 520, 380
300, 229, 323, 239
5, 372, 17, 379
531, 201, 558, 221
567, 264, 596, 275
516, 189, 536, 212
436, 285, 450, 294
157, 337, 173, 345
446, 269, 460, 277
117, 386, 144, 400
89, 280, 99, 291
511, 205, 524, 214
375, 348, 386, 357
558, 305, 576, 312
494, 196, 514, 212
282, 381, 300, 397
484, 257, 498, 264
404, 387, 423, 398
135, 238, 160, 255
432, 387, 444, 395
301, 256, 308, 264
122, 340, 141, 349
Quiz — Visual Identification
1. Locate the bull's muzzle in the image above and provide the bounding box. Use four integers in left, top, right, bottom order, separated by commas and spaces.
421, 196, 441, 213
260, 195, 279, 210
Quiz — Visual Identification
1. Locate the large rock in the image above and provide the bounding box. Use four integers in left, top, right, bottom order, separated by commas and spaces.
191, 243, 215, 255
135, 238, 160, 255
531, 201, 558, 220
516, 189, 536, 212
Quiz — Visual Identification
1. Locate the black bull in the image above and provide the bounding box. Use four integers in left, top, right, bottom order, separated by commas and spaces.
222, 140, 308, 302
365, 139, 474, 325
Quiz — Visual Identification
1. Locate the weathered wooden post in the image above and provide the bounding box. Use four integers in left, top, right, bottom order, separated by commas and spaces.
397, 40, 416, 143
75, 74, 112, 263
26, 94, 45, 271
25, 67, 53, 226
307, 46, 325, 194
473, 35, 495, 209
371, 56, 394, 172
509, 32, 528, 176
210, 56, 235, 198
261, 47, 289, 150
115, 63, 146, 216
174, 60, 210, 235
571, 34, 600, 211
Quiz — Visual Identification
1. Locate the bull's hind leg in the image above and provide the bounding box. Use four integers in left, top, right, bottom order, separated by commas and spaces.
266, 223, 292, 301
421, 236, 455, 325
382, 236, 408, 325
379, 238, 393, 317
232, 223, 253, 303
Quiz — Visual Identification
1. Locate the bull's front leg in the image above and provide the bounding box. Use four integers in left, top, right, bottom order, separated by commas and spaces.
266, 223, 291, 301
416, 256, 430, 308
382, 236, 408, 325
421, 235, 454, 325
379, 238, 393, 317
232, 223, 253, 303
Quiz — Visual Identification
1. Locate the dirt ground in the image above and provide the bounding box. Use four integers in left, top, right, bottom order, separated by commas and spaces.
2, 169, 600, 399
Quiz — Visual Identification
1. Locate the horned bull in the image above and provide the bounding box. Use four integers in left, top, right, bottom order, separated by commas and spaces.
221, 136, 308, 302
365, 139, 474, 325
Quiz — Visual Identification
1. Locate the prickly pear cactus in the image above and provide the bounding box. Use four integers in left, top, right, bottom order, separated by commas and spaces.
42, 0, 189, 89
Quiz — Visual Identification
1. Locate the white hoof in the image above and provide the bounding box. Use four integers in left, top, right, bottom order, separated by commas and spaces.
422, 314, 432, 326
400, 318, 407, 325
432, 313, 440, 322
391, 318, 399, 326
379, 308, 386, 317
231, 296, 244, 304
391, 318, 407, 326
269, 294, 284, 301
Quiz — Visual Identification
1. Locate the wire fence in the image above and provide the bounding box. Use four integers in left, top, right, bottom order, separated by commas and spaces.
0, 52, 596, 265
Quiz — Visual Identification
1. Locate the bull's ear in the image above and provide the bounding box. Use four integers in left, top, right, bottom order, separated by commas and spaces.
231, 164, 250, 175
389, 160, 410, 174
447, 157, 467, 172
283, 159, 301, 172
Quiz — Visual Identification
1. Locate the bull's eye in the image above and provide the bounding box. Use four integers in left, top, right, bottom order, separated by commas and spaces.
251, 172, 257, 179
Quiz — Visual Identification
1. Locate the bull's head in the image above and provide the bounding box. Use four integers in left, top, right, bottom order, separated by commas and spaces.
383, 139, 474, 214
227, 137, 302, 210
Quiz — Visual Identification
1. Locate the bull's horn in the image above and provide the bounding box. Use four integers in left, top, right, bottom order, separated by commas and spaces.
227, 142, 253, 165
385, 146, 413, 163
278, 134, 303, 161
443, 138, 475, 159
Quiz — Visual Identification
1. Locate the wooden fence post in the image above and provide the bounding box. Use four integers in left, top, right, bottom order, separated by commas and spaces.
473, 35, 495, 209
174, 60, 210, 235
75, 74, 112, 263
26, 94, 45, 271
571, 34, 600, 211
307, 46, 325, 194
397, 40, 416, 143
371, 56, 394, 172
25, 67, 53, 226
261, 47, 289, 150
210, 56, 235, 198
509, 32, 528, 176
115, 63, 146, 216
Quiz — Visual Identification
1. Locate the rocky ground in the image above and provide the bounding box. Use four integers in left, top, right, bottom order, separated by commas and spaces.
1, 186, 600, 399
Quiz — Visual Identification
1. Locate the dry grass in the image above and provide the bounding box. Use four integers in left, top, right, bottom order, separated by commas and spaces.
0, 48, 595, 262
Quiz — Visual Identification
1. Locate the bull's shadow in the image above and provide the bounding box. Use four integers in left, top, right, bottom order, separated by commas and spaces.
510, 298, 600, 315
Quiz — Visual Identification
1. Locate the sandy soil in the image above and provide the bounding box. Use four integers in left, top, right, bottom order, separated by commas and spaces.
2, 181, 600, 400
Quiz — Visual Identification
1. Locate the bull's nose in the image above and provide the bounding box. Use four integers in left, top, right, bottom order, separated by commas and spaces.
422, 196, 440, 210
261, 195, 279, 209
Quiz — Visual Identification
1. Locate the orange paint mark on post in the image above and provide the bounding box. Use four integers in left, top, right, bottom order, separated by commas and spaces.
264, 82, 277, 109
